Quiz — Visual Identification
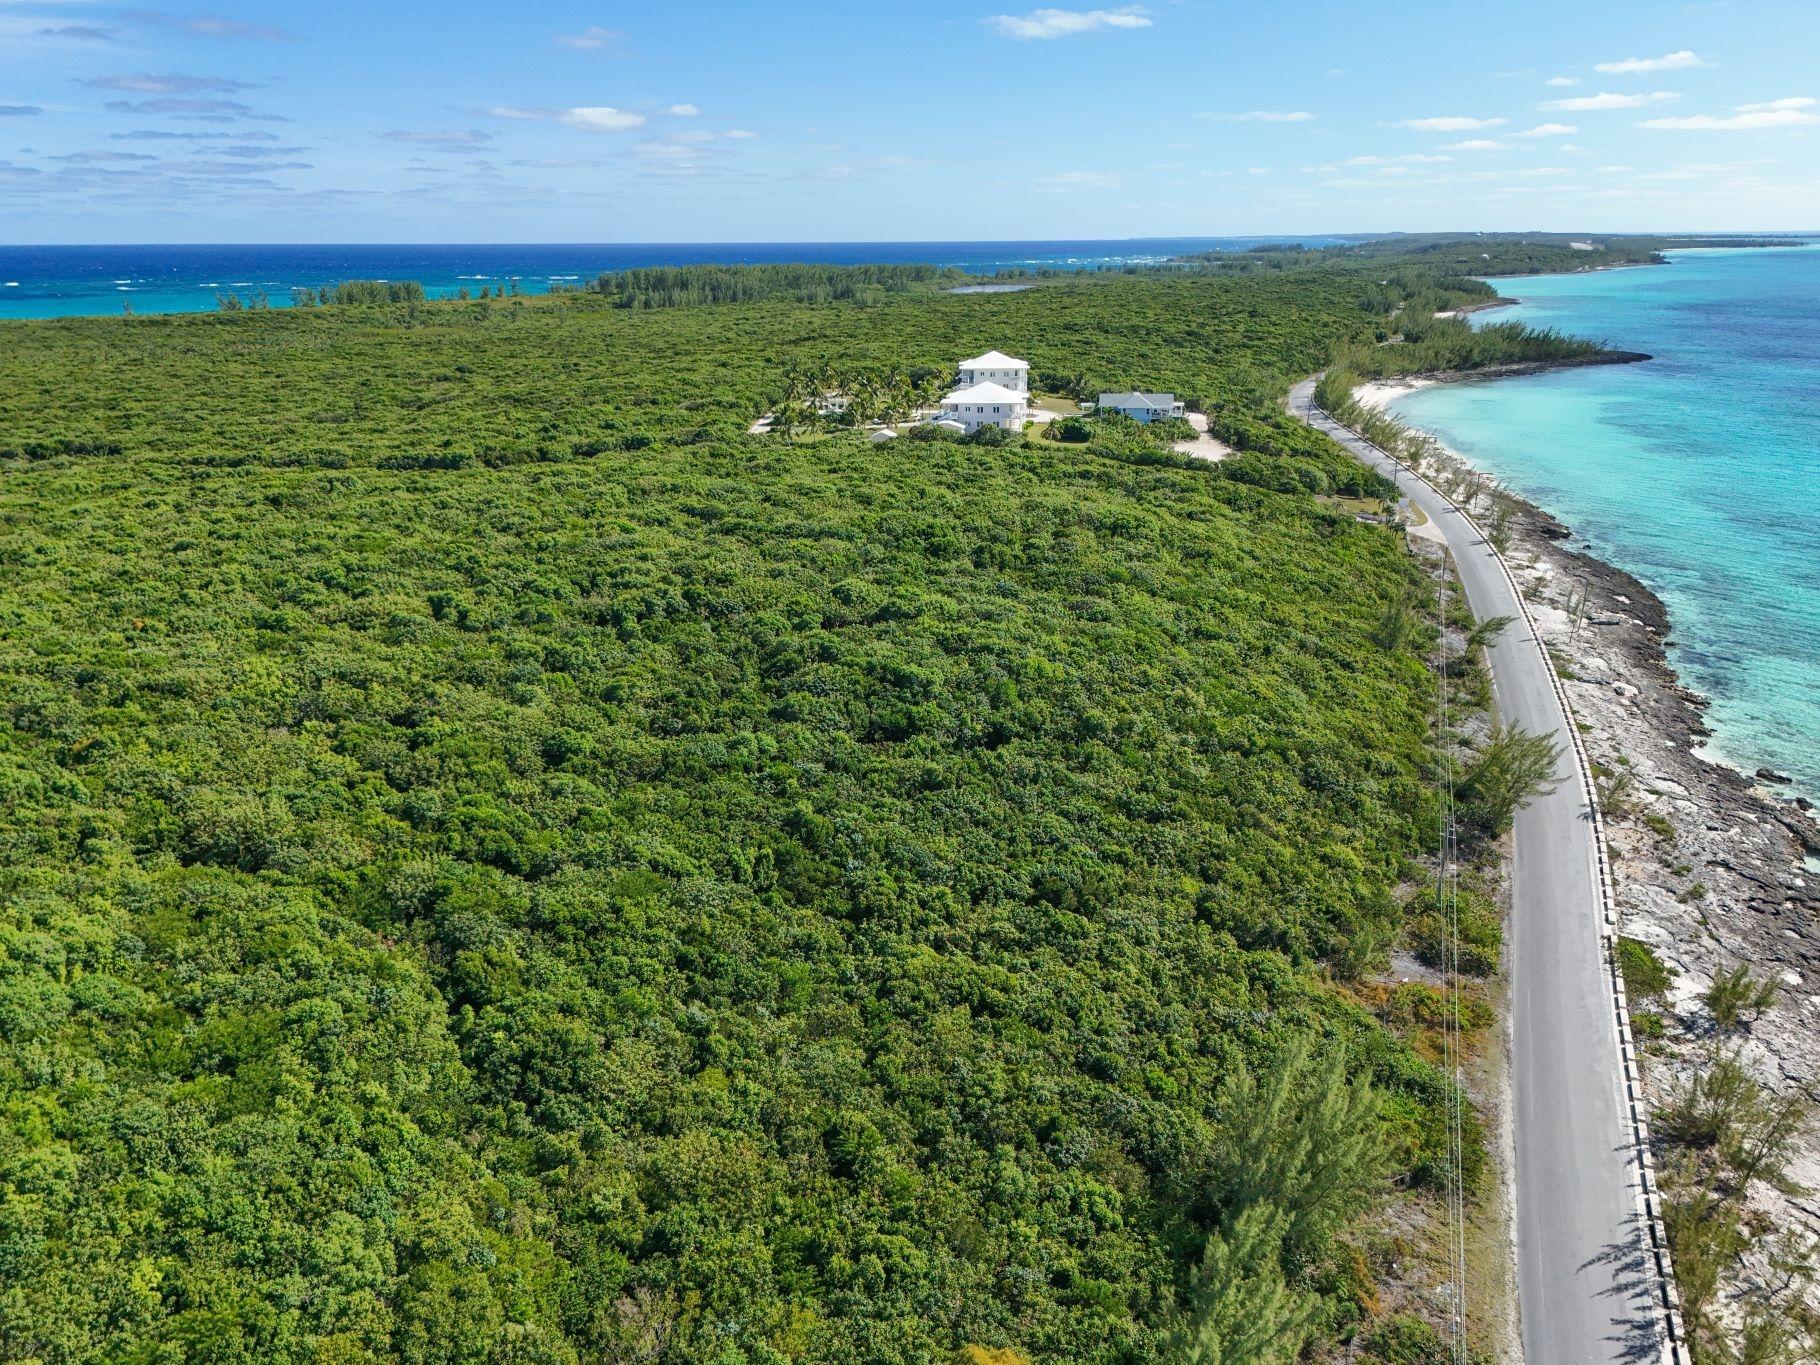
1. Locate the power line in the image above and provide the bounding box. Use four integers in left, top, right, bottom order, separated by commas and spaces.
1433, 556, 1469, 1365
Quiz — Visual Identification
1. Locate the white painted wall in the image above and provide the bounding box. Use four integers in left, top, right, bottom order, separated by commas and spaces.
938, 398, 1028, 433
958, 366, 1028, 393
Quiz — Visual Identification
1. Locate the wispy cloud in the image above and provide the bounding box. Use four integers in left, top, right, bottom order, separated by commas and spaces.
126, 11, 296, 41
1443, 139, 1512, 151
986, 7, 1151, 40
665, 103, 700, 116
81, 73, 256, 94
380, 129, 493, 147
1545, 76, 1579, 87
38, 23, 117, 41
0, 104, 43, 117
482, 105, 652, 132
52, 149, 159, 163
102, 96, 281, 121
1642, 96, 1819, 130
1203, 109, 1315, 122
1516, 122, 1578, 137
1345, 153, 1452, 165
1596, 50, 1705, 74
559, 106, 647, 131
1543, 90, 1679, 111
1034, 169, 1121, 191
110, 128, 280, 141
1400, 115, 1506, 131
635, 139, 707, 160
556, 25, 617, 50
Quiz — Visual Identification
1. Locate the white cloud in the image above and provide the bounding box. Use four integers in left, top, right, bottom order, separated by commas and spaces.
644, 128, 756, 147
1443, 139, 1512, 151
488, 105, 552, 120
1400, 115, 1507, 131
1545, 76, 1579, 87
1635, 159, 1774, 180
559, 106, 647, 132
1520, 166, 1573, 176
83, 73, 258, 94
666, 103, 700, 116
1345, 153, 1452, 165
1596, 50, 1704, 74
1517, 123, 1578, 137
1543, 90, 1679, 111
1204, 109, 1315, 122
380, 129, 491, 148
986, 7, 1151, 40
1034, 169, 1121, 191
556, 26, 617, 50
1643, 97, 1819, 131
1247, 166, 1270, 175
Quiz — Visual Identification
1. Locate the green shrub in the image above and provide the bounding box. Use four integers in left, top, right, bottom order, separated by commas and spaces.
1360, 1313, 1452, 1364
1617, 937, 1676, 1001
1045, 414, 1094, 442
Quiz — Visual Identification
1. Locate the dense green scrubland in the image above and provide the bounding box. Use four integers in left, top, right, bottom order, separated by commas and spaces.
0, 266, 1533, 1362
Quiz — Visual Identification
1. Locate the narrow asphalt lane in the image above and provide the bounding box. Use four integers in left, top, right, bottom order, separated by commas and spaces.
1286, 379, 1666, 1365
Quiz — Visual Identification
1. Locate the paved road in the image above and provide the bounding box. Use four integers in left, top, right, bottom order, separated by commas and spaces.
1286, 379, 1666, 1364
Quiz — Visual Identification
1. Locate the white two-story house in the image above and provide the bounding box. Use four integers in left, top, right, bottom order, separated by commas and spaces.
938, 381, 1028, 434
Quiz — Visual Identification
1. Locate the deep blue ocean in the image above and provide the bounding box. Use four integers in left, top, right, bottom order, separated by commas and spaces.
0, 238, 1344, 320
1389, 247, 1820, 798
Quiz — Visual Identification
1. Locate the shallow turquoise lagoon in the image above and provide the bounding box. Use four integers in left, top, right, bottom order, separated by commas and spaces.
1389, 247, 1820, 797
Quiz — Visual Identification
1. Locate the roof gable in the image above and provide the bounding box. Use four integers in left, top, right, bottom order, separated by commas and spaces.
1098, 391, 1177, 408
944, 381, 1028, 405
959, 350, 1029, 370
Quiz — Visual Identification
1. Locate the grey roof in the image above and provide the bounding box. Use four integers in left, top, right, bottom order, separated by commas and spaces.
1098, 391, 1177, 409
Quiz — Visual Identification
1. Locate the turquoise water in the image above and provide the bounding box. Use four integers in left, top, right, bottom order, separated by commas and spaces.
0, 238, 1349, 320
1390, 247, 1820, 797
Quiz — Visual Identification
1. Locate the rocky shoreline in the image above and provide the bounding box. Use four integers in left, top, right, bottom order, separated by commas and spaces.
1358, 376, 1820, 1313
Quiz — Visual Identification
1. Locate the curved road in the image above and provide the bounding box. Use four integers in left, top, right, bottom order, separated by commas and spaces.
1286, 380, 1670, 1364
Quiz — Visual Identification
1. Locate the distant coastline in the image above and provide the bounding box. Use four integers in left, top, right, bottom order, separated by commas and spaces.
0, 236, 1349, 321
1360, 244, 1820, 805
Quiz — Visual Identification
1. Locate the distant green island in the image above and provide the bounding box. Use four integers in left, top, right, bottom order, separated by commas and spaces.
0, 240, 1658, 1363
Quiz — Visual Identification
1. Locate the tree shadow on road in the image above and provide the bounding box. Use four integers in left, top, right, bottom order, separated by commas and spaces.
1579, 1212, 1670, 1363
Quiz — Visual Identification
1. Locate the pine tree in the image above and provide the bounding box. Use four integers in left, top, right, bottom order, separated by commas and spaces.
1170, 1206, 1320, 1365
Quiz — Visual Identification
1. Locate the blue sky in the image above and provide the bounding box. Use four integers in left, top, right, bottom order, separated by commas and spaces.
2, 0, 1817, 241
